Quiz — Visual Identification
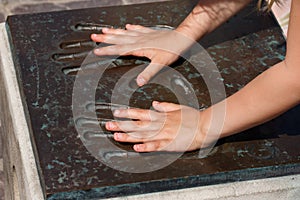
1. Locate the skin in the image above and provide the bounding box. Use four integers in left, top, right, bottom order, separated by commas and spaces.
91, 0, 300, 152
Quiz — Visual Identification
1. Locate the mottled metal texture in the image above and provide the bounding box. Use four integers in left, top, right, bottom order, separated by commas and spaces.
5, 0, 300, 199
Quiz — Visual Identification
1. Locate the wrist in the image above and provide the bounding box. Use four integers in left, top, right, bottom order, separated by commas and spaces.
197, 107, 224, 149
198, 108, 211, 148
175, 18, 208, 42
175, 3, 212, 41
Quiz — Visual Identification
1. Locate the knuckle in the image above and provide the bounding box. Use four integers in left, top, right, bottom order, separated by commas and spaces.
143, 144, 153, 152
112, 29, 123, 34
153, 142, 161, 151
130, 109, 147, 118
118, 108, 132, 117
121, 133, 129, 140
134, 120, 144, 127
132, 50, 146, 57
98, 34, 106, 41
127, 109, 138, 118
142, 110, 152, 119
131, 24, 141, 29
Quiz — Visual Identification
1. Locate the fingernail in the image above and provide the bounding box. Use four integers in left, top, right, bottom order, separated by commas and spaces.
153, 101, 161, 110
113, 109, 120, 116
137, 76, 146, 86
94, 48, 101, 54
153, 101, 159, 106
114, 133, 122, 140
91, 33, 97, 38
106, 122, 115, 129
134, 144, 141, 151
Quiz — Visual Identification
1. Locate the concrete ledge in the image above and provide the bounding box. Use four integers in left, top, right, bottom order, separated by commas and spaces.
111, 174, 300, 200
0, 22, 44, 200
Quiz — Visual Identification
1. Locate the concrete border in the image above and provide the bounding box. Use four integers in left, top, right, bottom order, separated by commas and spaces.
0, 22, 44, 200
111, 174, 300, 200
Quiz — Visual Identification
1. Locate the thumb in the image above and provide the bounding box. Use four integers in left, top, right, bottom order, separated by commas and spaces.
137, 62, 165, 86
152, 101, 181, 112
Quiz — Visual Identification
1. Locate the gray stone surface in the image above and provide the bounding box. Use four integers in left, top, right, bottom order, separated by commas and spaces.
0, 1, 168, 200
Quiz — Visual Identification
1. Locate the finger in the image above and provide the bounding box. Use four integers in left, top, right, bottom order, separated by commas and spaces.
113, 108, 160, 121
102, 27, 127, 35
91, 33, 104, 42
106, 120, 161, 132
133, 141, 166, 152
136, 62, 165, 86
125, 24, 154, 33
91, 33, 137, 45
93, 44, 135, 56
152, 101, 181, 112
101, 27, 141, 36
93, 43, 152, 56
114, 131, 163, 143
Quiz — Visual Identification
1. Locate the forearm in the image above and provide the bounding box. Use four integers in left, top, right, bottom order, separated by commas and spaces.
214, 61, 300, 138
201, 0, 300, 138
176, 0, 252, 40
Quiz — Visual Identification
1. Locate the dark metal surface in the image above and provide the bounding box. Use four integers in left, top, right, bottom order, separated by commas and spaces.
5, 0, 300, 199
